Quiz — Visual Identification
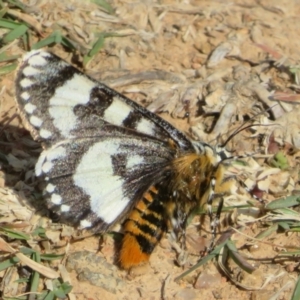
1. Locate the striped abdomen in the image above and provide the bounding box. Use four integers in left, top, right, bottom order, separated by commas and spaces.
119, 186, 167, 270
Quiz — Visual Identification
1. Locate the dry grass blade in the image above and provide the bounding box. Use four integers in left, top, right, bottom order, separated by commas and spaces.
0, 237, 59, 279
7, 8, 43, 35
58, 264, 76, 300
217, 245, 262, 290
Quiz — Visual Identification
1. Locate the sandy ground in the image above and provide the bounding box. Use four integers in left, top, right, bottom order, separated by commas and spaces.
1, 0, 300, 299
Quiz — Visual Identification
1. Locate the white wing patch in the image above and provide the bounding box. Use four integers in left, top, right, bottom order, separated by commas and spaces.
48, 74, 97, 138
24, 103, 37, 114
23, 65, 41, 76
73, 139, 130, 224
46, 183, 55, 193
42, 161, 53, 173
40, 129, 52, 139
51, 193, 62, 205
25, 49, 51, 63
126, 155, 144, 169
27, 53, 48, 66
50, 74, 95, 107
20, 91, 30, 101
103, 96, 133, 126
136, 118, 155, 136
30, 115, 43, 127
35, 145, 67, 176
46, 145, 67, 161
61, 205, 70, 212
20, 78, 34, 88
80, 219, 92, 228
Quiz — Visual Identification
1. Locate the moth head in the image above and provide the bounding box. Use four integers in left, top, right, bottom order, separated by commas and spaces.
192, 141, 231, 166
215, 145, 232, 162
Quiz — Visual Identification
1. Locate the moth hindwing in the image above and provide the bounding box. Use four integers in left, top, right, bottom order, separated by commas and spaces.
15, 49, 226, 269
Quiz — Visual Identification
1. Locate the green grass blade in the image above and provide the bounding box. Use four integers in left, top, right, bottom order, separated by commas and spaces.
0, 6, 9, 18
15, 277, 29, 283
32, 226, 47, 238
32, 31, 76, 50
54, 30, 62, 44
0, 62, 17, 75
0, 256, 19, 271
226, 240, 256, 273
90, 0, 114, 14
32, 31, 59, 49
277, 221, 291, 231
175, 241, 227, 281
20, 247, 36, 255
42, 291, 55, 300
83, 33, 105, 65
255, 223, 278, 239
40, 253, 65, 261
60, 35, 76, 50
3, 297, 28, 300
290, 224, 300, 232
5, 0, 27, 11
88, 34, 105, 57
53, 280, 72, 298
0, 227, 30, 240
266, 195, 300, 210
291, 275, 300, 300
269, 151, 289, 169
2, 24, 28, 43
0, 18, 20, 29
0, 52, 19, 62
30, 252, 40, 296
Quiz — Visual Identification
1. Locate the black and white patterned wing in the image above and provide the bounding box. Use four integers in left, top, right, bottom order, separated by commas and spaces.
34, 134, 174, 231
14, 50, 194, 231
15, 50, 193, 150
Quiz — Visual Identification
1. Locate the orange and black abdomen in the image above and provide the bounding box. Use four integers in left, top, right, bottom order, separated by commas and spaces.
119, 186, 167, 270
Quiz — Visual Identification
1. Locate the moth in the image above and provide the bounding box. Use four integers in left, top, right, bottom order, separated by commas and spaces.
15, 50, 233, 270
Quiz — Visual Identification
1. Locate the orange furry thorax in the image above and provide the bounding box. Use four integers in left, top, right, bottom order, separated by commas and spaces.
171, 152, 219, 204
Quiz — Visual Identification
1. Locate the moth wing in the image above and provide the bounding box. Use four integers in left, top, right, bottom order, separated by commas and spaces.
36, 133, 174, 231
14, 50, 193, 231
15, 50, 192, 150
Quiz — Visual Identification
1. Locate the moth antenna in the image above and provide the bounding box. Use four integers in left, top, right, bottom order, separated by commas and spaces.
209, 104, 279, 149
219, 123, 262, 149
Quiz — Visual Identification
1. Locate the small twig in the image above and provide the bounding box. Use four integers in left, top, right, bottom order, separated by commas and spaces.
161, 274, 171, 300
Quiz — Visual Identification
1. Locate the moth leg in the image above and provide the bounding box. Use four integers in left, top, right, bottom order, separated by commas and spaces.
165, 200, 190, 266
167, 231, 189, 267
207, 177, 224, 252
119, 186, 167, 270
207, 165, 237, 252
207, 196, 224, 252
